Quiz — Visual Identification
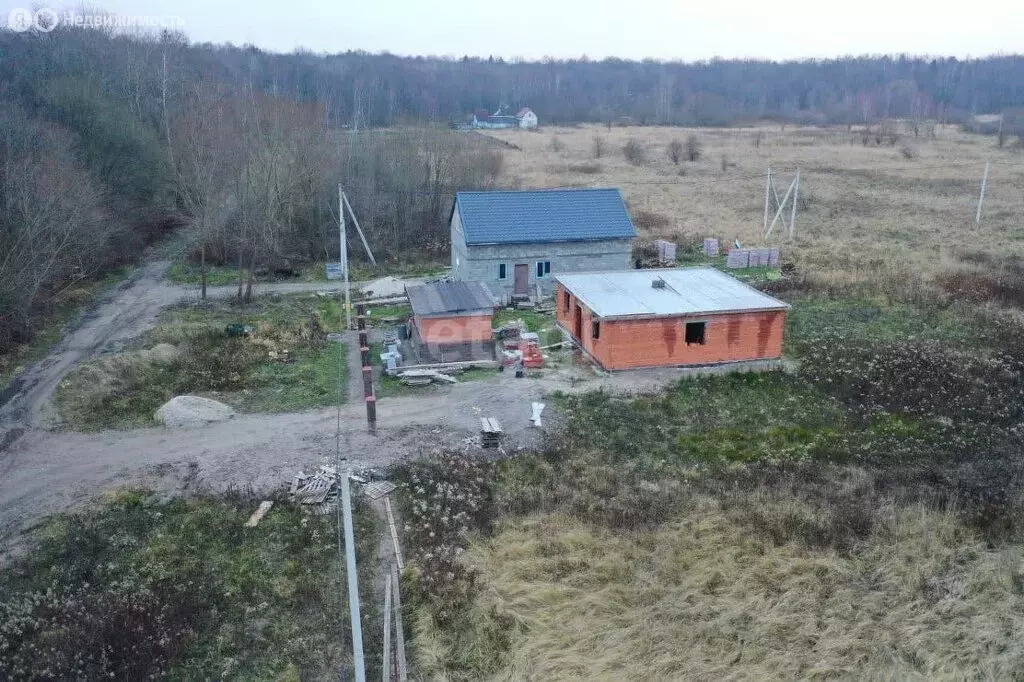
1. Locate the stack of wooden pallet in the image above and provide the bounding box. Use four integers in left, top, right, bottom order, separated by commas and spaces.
480, 417, 502, 449
290, 466, 340, 514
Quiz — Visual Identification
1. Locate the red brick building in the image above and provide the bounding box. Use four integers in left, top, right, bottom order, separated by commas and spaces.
555, 268, 789, 370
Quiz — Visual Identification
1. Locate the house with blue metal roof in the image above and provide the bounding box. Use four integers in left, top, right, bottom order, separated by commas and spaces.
449, 188, 637, 299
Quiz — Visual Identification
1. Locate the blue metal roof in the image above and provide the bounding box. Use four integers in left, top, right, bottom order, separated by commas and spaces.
454, 188, 637, 245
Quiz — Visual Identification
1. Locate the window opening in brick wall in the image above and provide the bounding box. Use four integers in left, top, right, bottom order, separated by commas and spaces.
685, 321, 706, 345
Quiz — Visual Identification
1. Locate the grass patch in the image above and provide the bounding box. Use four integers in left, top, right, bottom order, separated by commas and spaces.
463, 505, 1024, 679
54, 295, 347, 430
0, 490, 381, 679
0, 266, 135, 391
365, 304, 411, 327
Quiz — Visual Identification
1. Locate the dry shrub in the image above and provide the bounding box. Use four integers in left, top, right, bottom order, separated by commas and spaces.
394, 450, 495, 624
632, 210, 670, 231
899, 144, 918, 159
667, 139, 683, 164
684, 133, 702, 161
622, 138, 646, 165
935, 267, 1024, 307
567, 162, 603, 174
548, 136, 564, 152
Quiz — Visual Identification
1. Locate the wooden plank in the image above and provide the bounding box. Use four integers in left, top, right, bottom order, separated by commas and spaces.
384, 496, 404, 570
244, 501, 273, 527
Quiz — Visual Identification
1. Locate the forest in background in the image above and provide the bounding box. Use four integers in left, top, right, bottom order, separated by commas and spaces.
2, 23, 1024, 352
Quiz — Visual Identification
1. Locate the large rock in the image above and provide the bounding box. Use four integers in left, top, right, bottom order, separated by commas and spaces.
154, 396, 236, 428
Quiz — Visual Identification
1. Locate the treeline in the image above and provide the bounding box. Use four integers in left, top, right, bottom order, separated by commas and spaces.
193, 47, 1024, 127
0, 27, 501, 351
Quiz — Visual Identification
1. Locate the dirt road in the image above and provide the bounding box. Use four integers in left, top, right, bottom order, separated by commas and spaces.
0, 261, 682, 553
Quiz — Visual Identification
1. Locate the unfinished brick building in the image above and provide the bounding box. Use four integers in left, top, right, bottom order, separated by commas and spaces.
555, 268, 789, 370
406, 281, 497, 362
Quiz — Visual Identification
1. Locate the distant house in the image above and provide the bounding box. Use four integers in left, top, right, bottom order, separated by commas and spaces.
449, 188, 637, 300
516, 107, 538, 129
406, 281, 497, 362
555, 267, 789, 370
471, 106, 538, 130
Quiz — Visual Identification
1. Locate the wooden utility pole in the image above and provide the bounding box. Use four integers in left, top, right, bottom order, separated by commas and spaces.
762, 167, 771, 236
340, 469, 366, 682
976, 160, 990, 225
342, 191, 377, 266
789, 169, 800, 238
340, 184, 352, 331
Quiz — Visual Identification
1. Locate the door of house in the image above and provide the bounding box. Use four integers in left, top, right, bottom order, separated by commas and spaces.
514, 264, 529, 296
573, 304, 582, 340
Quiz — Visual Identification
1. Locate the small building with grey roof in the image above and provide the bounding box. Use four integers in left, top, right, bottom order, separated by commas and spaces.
405, 280, 497, 363
449, 188, 637, 301
554, 267, 790, 370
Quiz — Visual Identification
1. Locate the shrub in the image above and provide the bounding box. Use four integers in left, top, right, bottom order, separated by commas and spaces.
684, 134, 702, 161
592, 135, 605, 158
632, 210, 670, 230
548, 136, 564, 152
568, 162, 603, 174
622, 138, 646, 165
394, 450, 495, 624
667, 139, 683, 164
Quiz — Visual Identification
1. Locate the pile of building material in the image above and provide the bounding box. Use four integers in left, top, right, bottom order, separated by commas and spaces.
655, 239, 677, 263
726, 247, 780, 269
290, 466, 340, 514
481, 417, 502, 448
397, 369, 458, 386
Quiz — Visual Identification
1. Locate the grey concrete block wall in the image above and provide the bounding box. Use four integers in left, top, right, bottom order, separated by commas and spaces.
450, 208, 632, 299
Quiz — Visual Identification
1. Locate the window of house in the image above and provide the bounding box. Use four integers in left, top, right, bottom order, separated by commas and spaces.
537, 261, 551, 278
685, 321, 706, 345
563, 290, 571, 312
592, 320, 600, 340
498, 263, 506, 280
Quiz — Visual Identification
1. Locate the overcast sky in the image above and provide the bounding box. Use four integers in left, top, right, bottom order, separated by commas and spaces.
5, 0, 1021, 60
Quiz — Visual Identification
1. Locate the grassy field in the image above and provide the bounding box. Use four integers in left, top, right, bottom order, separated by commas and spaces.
53, 295, 347, 430
0, 488, 381, 679
484, 124, 1024, 291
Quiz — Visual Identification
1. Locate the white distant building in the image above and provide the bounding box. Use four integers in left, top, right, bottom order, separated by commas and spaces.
516, 107, 538, 129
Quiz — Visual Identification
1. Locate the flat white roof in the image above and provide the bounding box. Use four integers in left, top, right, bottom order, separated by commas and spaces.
554, 267, 790, 319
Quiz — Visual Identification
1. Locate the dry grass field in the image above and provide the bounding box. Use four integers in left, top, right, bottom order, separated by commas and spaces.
484, 124, 1024, 287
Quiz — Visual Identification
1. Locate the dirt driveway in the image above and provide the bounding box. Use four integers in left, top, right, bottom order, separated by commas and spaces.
0, 263, 682, 552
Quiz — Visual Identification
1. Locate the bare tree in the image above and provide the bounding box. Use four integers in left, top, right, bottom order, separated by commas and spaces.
684, 134, 702, 162
667, 139, 683, 164
593, 135, 605, 159
623, 138, 645, 166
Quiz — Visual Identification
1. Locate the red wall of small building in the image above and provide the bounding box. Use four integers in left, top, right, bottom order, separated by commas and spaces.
555, 282, 786, 370
414, 314, 494, 344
